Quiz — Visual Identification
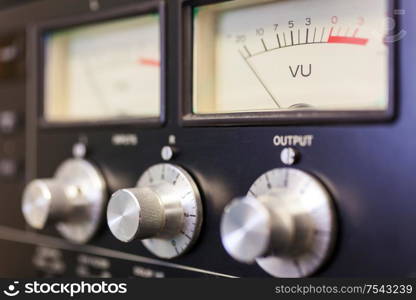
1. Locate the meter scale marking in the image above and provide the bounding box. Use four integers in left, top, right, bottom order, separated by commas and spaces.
237, 26, 371, 108
138, 57, 160, 67
327, 27, 368, 45
240, 26, 369, 59
327, 35, 368, 45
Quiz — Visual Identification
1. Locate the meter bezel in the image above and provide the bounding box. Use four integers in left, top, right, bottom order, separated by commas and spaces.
180, 0, 397, 126
30, 1, 166, 129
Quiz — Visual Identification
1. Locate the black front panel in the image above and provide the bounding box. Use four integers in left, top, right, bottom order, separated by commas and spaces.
0, 0, 414, 278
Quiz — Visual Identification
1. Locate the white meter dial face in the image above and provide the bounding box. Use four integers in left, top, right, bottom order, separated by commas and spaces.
137, 164, 203, 259
193, 0, 390, 114
44, 14, 161, 122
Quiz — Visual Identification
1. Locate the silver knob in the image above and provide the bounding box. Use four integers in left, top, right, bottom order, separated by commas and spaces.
221, 195, 295, 264
22, 179, 78, 229
21, 159, 107, 243
221, 168, 336, 278
107, 187, 169, 242
106, 163, 203, 259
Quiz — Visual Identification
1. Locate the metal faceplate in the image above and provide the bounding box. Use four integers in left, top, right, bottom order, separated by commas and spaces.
54, 159, 107, 244
138, 163, 203, 259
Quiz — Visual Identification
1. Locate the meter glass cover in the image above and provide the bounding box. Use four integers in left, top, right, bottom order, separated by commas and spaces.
44, 14, 161, 122
192, 0, 390, 115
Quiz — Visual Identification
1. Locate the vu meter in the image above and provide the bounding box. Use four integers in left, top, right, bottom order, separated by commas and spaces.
193, 0, 389, 114
44, 14, 161, 122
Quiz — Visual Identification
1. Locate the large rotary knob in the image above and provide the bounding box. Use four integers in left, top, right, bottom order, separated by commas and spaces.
22, 159, 107, 243
107, 187, 180, 242
107, 163, 202, 259
221, 168, 336, 278
22, 179, 79, 230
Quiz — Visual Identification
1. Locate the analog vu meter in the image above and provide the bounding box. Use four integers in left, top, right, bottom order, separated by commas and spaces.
43, 13, 161, 123
193, 0, 390, 116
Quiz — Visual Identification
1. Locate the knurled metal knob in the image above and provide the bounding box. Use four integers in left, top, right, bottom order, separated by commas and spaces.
220, 168, 336, 277
106, 187, 166, 242
106, 163, 203, 259
21, 159, 107, 243
220, 195, 295, 263
22, 179, 78, 229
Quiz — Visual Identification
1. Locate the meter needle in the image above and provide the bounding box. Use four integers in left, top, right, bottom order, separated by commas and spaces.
239, 50, 281, 108
138, 57, 160, 67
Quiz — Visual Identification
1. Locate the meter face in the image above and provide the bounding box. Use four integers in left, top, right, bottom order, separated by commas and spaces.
44, 14, 161, 123
193, 0, 390, 115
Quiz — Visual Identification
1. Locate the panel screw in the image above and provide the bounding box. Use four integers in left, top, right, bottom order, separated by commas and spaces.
73, 143, 87, 158
161, 146, 177, 161
280, 147, 299, 166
